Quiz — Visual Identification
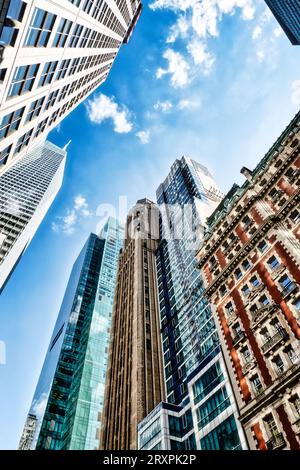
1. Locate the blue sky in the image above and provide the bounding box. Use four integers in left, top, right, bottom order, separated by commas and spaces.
0, 0, 300, 449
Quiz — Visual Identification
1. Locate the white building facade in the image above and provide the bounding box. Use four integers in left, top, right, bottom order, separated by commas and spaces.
0, 139, 66, 291
0, 0, 142, 172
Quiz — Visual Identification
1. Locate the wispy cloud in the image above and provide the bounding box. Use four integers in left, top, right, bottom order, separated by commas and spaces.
52, 195, 93, 235
151, 0, 258, 86
154, 100, 174, 113
156, 49, 190, 88
136, 130, 151, 144
86, 93, 133, 133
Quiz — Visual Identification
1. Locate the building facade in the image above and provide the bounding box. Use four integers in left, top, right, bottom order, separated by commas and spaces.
0, 139, 66, 291
18, 413, 38, 450
101, 199, 165, 450
138, 157, 247, 450
265, 0, 300, 45
22, 218, 124, 450
197, 111, 300, 449
0, 0, 142, 172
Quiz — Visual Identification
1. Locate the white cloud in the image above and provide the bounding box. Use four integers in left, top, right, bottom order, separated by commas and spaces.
167, 15, 190, 43
251, 7, 282, 66
31, 393, 48, 418
178, 98, 201, 109
252, 26, 262, 40
291, 80, 300, 106
156, 49, 190, 87
86, 93, 133, 133
52, 195, 93, 235
136, 130, 151, 144
154, 100, 174, 112
187, 39, 215, 74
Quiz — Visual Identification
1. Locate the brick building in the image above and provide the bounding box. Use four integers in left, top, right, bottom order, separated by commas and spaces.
197, 112, 300, 450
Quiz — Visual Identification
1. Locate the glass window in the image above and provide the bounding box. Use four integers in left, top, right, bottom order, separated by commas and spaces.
250, 276, 260, 287
0, 145, 12, 166
0, 107, 24, 140
14, 128, 33, 154
38, 61, 58, 87
193, 362, 224, 404
267, 256, 280, 270
242, 259, 251, 271
53, 18, 73, 47
26, 97, 45, 121
259, 295, 270, 306
251, 374, 263, 394
258, 240, 268, 253
8, 64, 39, 97
25, 8, 56, 47
200, 415, 241, 450
197, 386, 230, 429
234, 268, 242, 280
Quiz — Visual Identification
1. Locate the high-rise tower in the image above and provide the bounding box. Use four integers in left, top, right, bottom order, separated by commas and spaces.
21, 218, 124, 449
265, 1, 300, 45
0, 139, 66, 291
138, 157, 247, 450
0, 0, 142, 172
101, 199, 165, 450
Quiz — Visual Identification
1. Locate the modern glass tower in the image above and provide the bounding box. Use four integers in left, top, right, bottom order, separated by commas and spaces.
21, 218, 124, 450
0, 0, 142, 172
138, 156, 248, 450
0, 139, 66, 291
265, 1, 300, 45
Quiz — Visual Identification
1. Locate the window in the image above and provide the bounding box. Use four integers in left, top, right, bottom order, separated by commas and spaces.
234, 268, 242, 280
193, 362, 224, 404
290, 395, 300, 419
26, 97, 45, 121
53, 18, 73, 47
45, 90, 59, 110
263, 414, 279, 438
258, 240, 268, 253
279, 275, 295, 294
267, 256, 280, 270
197, 387, 230, 429
250, 276, 260, 287
14, 129, 33, 154
25, 8, 56, 47
242, 215, 252, 228
38, 61, 58, 87
200, 415, 241, 450
241, 284, 250, 297
259, 295, 270, 306
35, 117, 48, 137
219, 284, 227, 298
225, 302, 234, 315
69, 24, 84, 47
241, 346, 251, 363
0, 145, 12, 166
56, 60, 71, 80
251, 374, 263, 395
290, 209, 300, 224
286, 345, 298, 365
8, 64, 39, 97
242, 259, 251, 271
273, 355, 284, 374
0, 107, 24, 140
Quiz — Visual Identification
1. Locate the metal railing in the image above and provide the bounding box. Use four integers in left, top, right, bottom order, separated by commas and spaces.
262, 329, 289, 353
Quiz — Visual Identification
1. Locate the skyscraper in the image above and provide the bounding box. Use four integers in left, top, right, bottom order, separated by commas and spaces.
0, 0, 142, 172
101, 199, 165, 450
138, 157, 247, 450
22, 218, 124, 450
197, 112, 300, 450
18, 414, 38, 450
0, 139, 66, 291
265, 0, 300, 45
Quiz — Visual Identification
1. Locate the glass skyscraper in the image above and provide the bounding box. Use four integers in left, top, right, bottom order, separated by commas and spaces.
0, 140, 66, 291
138, 156, 248, 450
20, 218, 124, 450
265, 1, 300, 45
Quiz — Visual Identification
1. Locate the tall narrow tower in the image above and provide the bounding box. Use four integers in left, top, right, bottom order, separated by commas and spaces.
0, 140, 66, 291
101, 199, 165, 450
21, 218, 124, 450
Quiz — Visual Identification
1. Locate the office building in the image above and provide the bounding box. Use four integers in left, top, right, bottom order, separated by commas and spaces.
101, 199, 165, 450
21, 218, 124, 449
265, 0, 300, 45
138, 157, 247, 450
0, 139, 66, 291
197, 111, 300, 449
0, 0, 142, 172
18, 413, 38, 450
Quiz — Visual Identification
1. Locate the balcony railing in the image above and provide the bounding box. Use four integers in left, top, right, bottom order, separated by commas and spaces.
262, 329, 289, 353
282, 282, 298, 299
232, 330, 246, 347
266, 433, 286, 450
227, 311, 237, 326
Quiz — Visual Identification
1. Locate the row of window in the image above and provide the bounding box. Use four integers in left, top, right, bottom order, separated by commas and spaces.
25, 6, 124, 49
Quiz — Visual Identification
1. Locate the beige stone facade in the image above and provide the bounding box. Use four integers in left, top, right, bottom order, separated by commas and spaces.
100, 199, 165, 450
